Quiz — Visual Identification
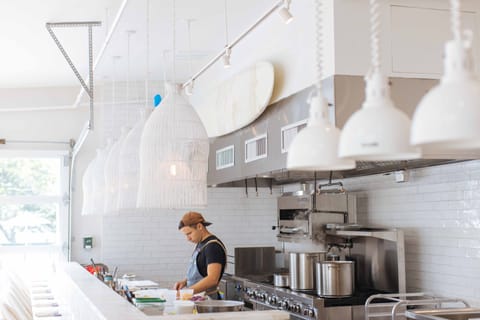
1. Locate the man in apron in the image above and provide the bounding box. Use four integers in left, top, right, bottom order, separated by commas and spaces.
174, 211, 227, 300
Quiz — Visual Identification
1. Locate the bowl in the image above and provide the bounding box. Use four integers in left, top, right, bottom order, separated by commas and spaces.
195, 300, 244, 313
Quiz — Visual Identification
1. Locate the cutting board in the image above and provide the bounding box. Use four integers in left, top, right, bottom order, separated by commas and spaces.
194, 61, 275, 138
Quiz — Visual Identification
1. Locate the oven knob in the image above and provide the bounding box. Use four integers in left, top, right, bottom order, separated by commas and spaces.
271, 296, 278, 305
294, 304, 301, 313
267, 295, 273, 304
308, 309, 315, 317
281, 300, 289, 310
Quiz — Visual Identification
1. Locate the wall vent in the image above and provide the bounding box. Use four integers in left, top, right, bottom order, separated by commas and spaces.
245, 134, 268, 163
216, 145, 235, 170
281, 119, 308, 153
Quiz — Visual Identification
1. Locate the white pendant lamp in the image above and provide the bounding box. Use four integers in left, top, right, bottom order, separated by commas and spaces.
117, 109, 151, 210
137, 83, 209, 209
286, 0, 355, 171
287, 94, 355, 170
137, 0, 209, 209
411, 0, 480, 151
90, 143, 111, 215
339, 0, 420, 161
81, 156, 97, 215
104, 127, 130, 214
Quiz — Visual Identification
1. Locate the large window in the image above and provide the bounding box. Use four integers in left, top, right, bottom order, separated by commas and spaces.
0, 151, 69, 269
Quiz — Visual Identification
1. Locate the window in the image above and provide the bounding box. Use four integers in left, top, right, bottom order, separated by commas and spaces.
0, 151, 69, 269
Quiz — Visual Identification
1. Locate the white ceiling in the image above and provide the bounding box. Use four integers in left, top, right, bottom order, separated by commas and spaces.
0, 0, 279, 91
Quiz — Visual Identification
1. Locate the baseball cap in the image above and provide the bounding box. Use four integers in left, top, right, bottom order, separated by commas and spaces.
178, 211, 212, 229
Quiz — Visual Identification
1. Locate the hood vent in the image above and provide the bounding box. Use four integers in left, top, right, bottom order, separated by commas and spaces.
216, 145, 235, 170
207, 75, 474, 187
245, 134, 268, 163
281, 120, 308, 153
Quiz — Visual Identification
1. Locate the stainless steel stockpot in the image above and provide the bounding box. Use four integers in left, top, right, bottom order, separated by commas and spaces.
273, 272, 290, 288
289, 252, 326, 291
316, 260, 355, 297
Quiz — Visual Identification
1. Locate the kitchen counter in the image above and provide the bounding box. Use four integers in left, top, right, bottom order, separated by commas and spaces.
53, 262, 289, 320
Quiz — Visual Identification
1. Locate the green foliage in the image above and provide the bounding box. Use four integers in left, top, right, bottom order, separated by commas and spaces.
0, 158, 60, 244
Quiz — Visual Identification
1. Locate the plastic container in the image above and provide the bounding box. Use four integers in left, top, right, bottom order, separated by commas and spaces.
174, 300, 194, 314
135, 300, 165, 316
180, 288, 194, 300
134, 298, 165, 316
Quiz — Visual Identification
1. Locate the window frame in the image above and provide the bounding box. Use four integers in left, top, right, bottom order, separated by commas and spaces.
0, 149, 70, 261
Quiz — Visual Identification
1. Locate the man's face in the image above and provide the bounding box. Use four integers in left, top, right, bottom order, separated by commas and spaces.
181, 224, 202, 243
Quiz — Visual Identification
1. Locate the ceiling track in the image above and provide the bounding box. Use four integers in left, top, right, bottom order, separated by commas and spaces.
182, 0, 286, 90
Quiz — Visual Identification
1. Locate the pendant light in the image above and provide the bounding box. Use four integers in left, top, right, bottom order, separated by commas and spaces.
104, 127, 130, 214
338, 0, 420, 161
411, 0, 480, 151
81, 155, 97, 215
287, 0, 355, 171
91, 142, 111, 214
118, 0, 153, 211
118, 109, 151, 210
137, 0, 209, 209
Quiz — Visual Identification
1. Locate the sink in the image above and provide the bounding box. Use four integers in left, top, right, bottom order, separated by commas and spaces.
406, 308, 480, 320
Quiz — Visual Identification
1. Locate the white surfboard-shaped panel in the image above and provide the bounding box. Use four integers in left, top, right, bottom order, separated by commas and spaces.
193, 61, 275, 138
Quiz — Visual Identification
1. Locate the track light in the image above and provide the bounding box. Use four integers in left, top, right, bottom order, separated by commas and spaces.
278, 0, 293, 24
184, 81, 194, 96
223, 46, 231, 68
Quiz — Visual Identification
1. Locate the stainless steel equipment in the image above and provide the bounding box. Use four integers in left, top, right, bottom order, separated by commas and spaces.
316, 261, 355, 297
273, 273, 290, 288
238, 226, 406, 320
289, 252, 326, 291
195, 300, 244, 313
243, 278, 368, 320
326, 225, 406, 294
277, 189, 356, 242
234, 247, 275, 280
366, 292, 474, 320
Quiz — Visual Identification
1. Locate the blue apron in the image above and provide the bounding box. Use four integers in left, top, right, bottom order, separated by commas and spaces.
186, 239, 226, 300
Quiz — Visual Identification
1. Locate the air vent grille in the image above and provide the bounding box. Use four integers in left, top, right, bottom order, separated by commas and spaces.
245, 134, 268, 163
281, 119, 308, 153
216, 145, 235, 170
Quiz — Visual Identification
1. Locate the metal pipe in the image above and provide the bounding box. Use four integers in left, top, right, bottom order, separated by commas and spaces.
182, 0, 284, 88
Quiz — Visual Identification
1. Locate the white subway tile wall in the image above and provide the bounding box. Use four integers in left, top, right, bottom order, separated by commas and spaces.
100, 159, 480, 305
342, 160, 480, 306
102, 187, 280, 288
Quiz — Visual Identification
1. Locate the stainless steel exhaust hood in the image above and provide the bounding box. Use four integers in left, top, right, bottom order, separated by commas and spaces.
207, 75, 473, 187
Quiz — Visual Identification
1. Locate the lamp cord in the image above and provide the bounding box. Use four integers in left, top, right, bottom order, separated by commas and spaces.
369, 0, 381, 74
127, 31, 132, 121
450, 0, 461, 41
224, 0, 230, 46
172, 0, 176, 84
314, 0, 323, 93
145, 0, 150, 109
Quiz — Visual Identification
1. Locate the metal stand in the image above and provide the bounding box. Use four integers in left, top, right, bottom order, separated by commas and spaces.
46, 21, 101, 262
365, 292, 470, 320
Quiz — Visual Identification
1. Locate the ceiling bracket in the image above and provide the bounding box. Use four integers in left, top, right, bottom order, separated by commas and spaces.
46, 21, 101, 130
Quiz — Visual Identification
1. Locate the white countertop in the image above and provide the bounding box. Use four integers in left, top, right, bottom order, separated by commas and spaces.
54, 262, 289, 320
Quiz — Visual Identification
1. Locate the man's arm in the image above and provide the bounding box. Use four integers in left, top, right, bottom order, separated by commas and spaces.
188, 263, 222, 294
173, 278, 187, 290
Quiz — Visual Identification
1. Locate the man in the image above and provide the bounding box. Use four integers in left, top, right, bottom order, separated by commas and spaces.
174, 211, 227, 299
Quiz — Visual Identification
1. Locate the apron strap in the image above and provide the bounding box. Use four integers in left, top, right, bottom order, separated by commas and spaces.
198, 239, 227, 298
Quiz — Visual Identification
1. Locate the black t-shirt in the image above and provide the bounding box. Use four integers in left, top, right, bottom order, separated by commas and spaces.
195, 235, 226, 278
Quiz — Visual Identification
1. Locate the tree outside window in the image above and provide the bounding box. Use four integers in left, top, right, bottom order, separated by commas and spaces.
0, 158, 62, 245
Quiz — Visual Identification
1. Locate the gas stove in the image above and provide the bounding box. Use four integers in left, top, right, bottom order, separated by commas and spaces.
243, 280, 320, 319
241, 279, 381, 320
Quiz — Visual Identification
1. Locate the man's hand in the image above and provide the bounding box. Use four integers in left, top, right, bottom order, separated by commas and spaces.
173, 279, 187, 290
